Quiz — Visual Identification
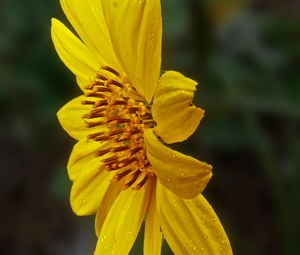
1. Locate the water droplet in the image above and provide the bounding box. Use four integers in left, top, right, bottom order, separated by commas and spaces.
219, 247, 223, 251
210, 217, 216, 223
180, 172, 185, 177
167, 178, 170, 182
173, 202, 178, 208
128, 231, 133, 237
80, 199, 86, 205
200, 247, 205, 251
193, 246, 198, 251
113, 0, 118, 8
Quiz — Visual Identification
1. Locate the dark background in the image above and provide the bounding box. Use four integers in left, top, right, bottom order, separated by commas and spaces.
1, 0, 300, 254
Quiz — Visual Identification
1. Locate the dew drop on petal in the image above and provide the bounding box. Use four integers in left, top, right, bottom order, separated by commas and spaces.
113, 0, 118, 8
80, 199, 86, 205
210, 217, 216, 223
180, 172, 185, 177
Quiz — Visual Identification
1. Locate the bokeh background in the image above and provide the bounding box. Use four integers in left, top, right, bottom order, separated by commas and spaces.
1, 0, 300, 254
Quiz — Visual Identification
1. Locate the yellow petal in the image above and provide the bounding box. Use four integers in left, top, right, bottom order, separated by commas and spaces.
76, 76, 90, 90
94, 181, 122, 236
70, 158, 114, 216
152, 71, 204, 144
51, 18, 98, 79
101, 0, 162, 102
95, 186, 151, 255
144, 179, 162, 255
59, 0, 122, 72
144, 129, 212, 199
67, 139, 107, 181
157, 182, 233, 255
57, 96, 108, 140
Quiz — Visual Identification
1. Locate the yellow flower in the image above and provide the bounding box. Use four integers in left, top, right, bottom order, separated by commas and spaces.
51, 0, 232, 254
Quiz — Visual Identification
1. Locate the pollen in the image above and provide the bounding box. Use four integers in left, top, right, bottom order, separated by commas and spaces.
81, 66, 156, 190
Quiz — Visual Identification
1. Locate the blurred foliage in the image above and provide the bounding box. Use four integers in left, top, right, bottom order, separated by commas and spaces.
1, 0, 300, 254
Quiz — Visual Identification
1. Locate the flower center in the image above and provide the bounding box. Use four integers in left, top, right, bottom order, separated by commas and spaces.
81, 66, 155, 190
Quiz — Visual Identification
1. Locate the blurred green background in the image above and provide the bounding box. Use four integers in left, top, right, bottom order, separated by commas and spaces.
1, 0, 300, 254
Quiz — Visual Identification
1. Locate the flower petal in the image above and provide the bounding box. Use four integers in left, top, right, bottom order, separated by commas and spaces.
51, 18, 98, 80
101, 0, 162, 102
57, 96, 108, 140
94, 182, 122, 236
70, 156, 114, 216
152, 71, 204, 144
144, 179, 162, 255
95, 186, 151, 255
144, 129, 212, 199
157, 182, 233, 255
67, 139, 105, 181
59, 0, 122, 72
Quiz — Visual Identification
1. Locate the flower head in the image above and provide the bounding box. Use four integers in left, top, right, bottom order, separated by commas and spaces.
51, 0, 232, 254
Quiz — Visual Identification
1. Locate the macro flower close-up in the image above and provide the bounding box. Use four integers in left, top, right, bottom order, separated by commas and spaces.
51, 0, 232, 254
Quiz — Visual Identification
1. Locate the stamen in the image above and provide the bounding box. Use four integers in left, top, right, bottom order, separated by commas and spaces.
107, 117, 130, 124
135, 175, 149, 190
112, 169, 132, 182
96, 74, 108, 81
85, 120, 105, 128
93, 87, 113, 93
82, 66, 156, 189
88, 131, 106, 139
112, 100, 128, 106
123, 171, 141, 189
96, 148, 111, 157
130, 147, 143, 156
94, 100, 108, 107
102, 66, 121, 77
102, 156, 119, 164
111, 145, 130, 152
108, 79, 124, 88
84, 92, 106, 98
81, 100, 95, 105
118, 157, 138, 168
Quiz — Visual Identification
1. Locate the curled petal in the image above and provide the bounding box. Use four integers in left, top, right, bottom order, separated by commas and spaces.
157, 182, 233, 255
152, 71, 204, 144
144, 129, 212, 199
